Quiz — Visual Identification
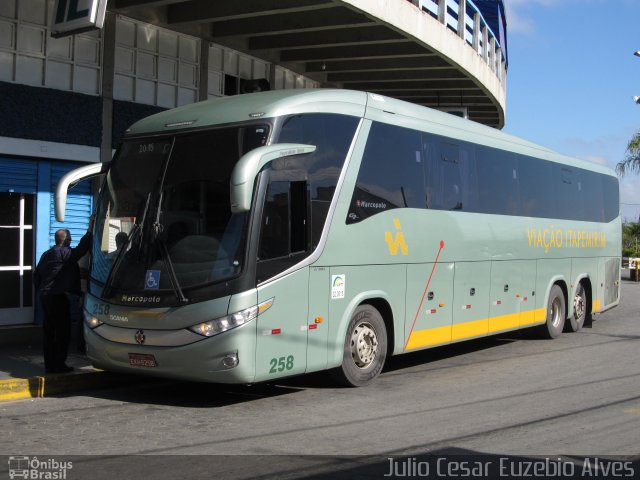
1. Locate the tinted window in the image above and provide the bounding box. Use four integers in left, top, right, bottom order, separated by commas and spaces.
424, 138, 478, 212
346, 124, 619, 224
256, 113, 358, 283
348, 122, 424, 223
259, 181, 293, 260
603, 175, 619, 222
90, 125, 265, 304
426, 142, 462, 210
519, 156, 554, 218
278, 113, 359, 245
476, 146, 519, 215
554, 165, 580, 220
578, 170, 604, 222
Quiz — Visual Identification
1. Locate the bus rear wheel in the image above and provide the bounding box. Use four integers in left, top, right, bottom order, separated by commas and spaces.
566, 283, 587, 332
538, 285, 566, 339
334, 305, 387, 387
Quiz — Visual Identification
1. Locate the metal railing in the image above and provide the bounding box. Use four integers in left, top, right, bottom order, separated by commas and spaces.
408, 0, 506, 84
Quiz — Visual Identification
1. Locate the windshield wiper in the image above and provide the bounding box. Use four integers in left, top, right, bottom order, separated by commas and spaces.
102, 225, 138, 298
150, 187, 188, 303
146, 137, 188, 303
102, 193, 151, 297
153, 226, 189, 304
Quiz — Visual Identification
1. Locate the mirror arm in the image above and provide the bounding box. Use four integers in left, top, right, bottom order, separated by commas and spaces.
55, 161, 110, 221
230, 144, 316, 213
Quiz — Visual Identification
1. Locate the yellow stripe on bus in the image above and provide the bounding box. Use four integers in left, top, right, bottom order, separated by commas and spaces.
452, 318, 488, 341
405, 308, 547, 351
405, 325, 451, 350
592, 299, 601, 313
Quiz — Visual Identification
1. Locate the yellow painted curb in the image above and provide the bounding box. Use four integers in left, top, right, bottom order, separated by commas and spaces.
0, 370, 162, 401
0, 376, 45, 401
0, 371, 103, 401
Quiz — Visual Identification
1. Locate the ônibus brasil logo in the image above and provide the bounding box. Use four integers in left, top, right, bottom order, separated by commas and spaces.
7, 456, 72, 479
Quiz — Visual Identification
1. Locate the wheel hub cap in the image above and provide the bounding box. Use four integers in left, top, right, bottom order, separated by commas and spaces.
574, 293, 585, 319
350, 322, 378, 368
550, 298, 562, 328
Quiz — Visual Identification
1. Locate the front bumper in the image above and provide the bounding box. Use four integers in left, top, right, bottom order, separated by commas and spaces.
84, 321, 257, 384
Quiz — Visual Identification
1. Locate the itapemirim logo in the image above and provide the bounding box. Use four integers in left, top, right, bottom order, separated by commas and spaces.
384, 218, 409, 256
7, 456, 72, 479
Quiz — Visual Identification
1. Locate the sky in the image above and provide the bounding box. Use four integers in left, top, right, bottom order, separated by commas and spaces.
500, 0, 640, 222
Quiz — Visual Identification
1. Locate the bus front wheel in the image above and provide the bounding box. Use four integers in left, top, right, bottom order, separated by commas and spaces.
334, 305, 387, 387
538, 285, 566, 339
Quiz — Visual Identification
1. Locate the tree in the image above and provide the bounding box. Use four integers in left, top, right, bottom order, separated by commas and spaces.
616, 131, 640, 176
622, 222, 640, 257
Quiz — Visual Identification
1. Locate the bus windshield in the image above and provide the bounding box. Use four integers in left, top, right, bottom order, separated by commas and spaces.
90, 124, 270, 304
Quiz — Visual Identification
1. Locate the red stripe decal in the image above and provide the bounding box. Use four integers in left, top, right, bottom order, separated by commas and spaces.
405, 240, 445, 351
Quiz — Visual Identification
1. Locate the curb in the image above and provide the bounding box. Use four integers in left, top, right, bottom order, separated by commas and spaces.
0, 370, 150, 402
0, 377, 45, 401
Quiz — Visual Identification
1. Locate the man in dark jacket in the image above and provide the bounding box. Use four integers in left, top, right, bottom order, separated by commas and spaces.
34, 216, 94, 373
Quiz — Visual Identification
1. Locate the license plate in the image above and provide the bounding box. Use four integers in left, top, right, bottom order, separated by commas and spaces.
128, 353, 157, 367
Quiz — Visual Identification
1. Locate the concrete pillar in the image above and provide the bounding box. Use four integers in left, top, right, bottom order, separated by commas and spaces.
437, 0, 446, 25
198, 40, 209, 101
489, 37, 496, 72
457, 0, 466, 40
268, 63, 277, 90
473, 12, 480, 53
482, 25, 489, 63
100, 12, 116, 164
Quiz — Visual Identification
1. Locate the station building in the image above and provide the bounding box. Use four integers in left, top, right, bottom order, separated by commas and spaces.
0, 0, 507, 331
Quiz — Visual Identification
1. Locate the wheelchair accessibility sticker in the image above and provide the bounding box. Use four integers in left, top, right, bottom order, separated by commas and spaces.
145, 270, 161, 290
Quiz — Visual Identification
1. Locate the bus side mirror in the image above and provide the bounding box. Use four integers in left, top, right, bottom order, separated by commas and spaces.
230, 144, 316, 213
55, 162, 110, 221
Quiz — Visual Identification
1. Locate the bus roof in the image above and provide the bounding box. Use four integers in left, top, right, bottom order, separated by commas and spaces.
125, 89, 615, 177
125, 89, 368, 136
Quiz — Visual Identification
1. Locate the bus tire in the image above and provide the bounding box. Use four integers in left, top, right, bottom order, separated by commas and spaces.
333, 305, 387, 387
538, 285, 566, 339
566, 283, 586, 332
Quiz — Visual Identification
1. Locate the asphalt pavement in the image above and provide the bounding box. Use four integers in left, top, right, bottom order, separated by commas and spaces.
1, 271, 638, 480
0, 268, 638, 401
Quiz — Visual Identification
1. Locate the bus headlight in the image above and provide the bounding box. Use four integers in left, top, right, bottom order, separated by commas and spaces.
83, 310, 104, 329
188, 298, 274, 337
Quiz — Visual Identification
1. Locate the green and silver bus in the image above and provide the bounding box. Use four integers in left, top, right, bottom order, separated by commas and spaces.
56, 89, 621, 387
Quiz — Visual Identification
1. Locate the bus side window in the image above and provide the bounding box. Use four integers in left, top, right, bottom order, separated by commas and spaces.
476, 146, 519, 215
259, 181, 291, 260
519, 156, 553, 218
602, 175, 619, 222
257, 176, 310, 283
347, 122, 424, 223
278, 113, 359, 246
433, 142, 463, 211
555, 165, 580, 220
423, 136, 477, 212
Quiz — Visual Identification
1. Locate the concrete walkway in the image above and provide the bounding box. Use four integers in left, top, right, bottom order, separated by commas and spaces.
0, 326, 147, 401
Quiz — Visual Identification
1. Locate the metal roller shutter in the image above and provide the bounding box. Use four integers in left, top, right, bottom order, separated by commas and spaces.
49, 162, 93, 248
0, 157, 38, 193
